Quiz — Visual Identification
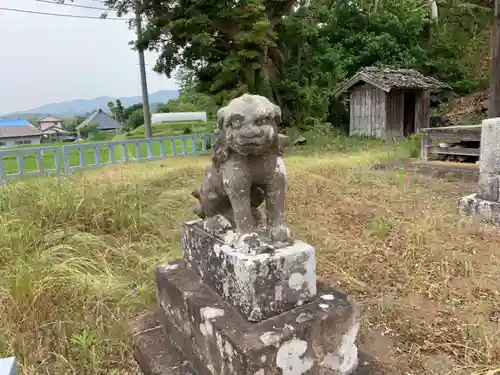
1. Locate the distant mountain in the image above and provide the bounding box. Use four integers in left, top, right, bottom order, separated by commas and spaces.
2, 90, 179, 118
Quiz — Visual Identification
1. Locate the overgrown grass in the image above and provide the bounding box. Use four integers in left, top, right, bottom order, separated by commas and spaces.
0, 136, 499, 375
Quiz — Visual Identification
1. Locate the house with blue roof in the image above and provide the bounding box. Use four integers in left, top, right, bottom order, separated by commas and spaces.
0, 120, 42, 147
0, 119, 32, 127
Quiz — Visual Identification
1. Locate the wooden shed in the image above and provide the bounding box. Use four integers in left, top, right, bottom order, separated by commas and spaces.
333, 67, 448, 140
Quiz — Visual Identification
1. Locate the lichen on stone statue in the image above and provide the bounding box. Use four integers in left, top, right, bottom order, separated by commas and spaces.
191, 94, 293, 253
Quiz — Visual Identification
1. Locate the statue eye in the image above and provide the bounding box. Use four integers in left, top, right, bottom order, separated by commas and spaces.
259, 116, 272, 125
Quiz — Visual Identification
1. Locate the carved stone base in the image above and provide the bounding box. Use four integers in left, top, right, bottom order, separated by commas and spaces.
155, 260, 361, 375
459, 193, 500, 224
181, 220, 317, 322
477, 173, 500, 201
132, 311, 384, 375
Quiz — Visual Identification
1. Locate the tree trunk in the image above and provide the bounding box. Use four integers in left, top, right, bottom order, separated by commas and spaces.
488, 0, 500, 118
429, 0, 439, 23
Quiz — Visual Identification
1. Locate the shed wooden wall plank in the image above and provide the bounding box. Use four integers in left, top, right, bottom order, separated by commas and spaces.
415, 90, 430, 131
386, 89, 404, 138
349, 85, 387, 138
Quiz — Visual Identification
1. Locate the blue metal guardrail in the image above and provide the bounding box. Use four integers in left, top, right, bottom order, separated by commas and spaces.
0, 357, 16, 375
0, 133, 214, 182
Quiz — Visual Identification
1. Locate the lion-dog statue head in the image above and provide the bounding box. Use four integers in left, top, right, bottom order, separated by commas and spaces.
212, 94, 283, 169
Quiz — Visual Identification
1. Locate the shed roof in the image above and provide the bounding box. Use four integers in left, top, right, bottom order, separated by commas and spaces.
333, 66, 449, 96
0, 125, 43, 139
77, 109, 122, 130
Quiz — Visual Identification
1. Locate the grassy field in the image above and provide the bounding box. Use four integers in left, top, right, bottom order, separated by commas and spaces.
0, 134, 499, 375
0, 125, 213, 175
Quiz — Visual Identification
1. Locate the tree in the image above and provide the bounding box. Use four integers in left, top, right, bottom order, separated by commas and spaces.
115, 99, 125, 124
105, 0, 433, 125
106, 0, 297, 110
123, 103, 143, 122
104, 0, 493, 128
488, 0, 500, 117
124, 108, 145, 130
155, 68, 219, 119
107, 101, 116, 119
107, 99, 126, 123
79, 123, 99, 137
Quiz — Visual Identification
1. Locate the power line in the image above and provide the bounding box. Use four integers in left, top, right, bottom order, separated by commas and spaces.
0, 6, 129, 20
36, 0, 109, 11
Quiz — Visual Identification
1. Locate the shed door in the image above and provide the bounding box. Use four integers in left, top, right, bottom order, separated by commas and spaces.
403, 91, 416, 137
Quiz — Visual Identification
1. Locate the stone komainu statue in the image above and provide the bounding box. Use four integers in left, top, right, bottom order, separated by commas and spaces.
191, 94, 292, 251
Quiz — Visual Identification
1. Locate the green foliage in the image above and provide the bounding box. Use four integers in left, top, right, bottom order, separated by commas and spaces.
107, 99, 126, 124
124, 108, 145, 130
155, 69, 219, 119
406, 133, 422, 158
123, 104, 143, 123
79, 123, 98, 137
418, 0, 491, 98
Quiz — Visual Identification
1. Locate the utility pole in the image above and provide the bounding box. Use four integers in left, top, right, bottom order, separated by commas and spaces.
488, 0, 500, 118
135, 0, 152, 138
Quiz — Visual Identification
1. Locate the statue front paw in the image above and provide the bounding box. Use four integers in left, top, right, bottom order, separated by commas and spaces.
268, 224, 293, 244
202, 214, 233, 235
237, 232, 265, 254
224, 231, 266, 255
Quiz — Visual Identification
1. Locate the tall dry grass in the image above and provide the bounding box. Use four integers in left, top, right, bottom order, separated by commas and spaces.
0, 139, 499, 374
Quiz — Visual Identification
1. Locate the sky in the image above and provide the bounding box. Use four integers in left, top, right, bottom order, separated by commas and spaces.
0, 0, 178, 114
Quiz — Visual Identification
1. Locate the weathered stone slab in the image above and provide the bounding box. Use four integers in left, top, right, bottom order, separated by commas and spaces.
476, 173, 500, 201
131, 311, 197, 375
478, 117, 500, 175
459, 118, 500, 222
458, 193, 500, 224
180, 220, 317, 322
156, 260, 359, 375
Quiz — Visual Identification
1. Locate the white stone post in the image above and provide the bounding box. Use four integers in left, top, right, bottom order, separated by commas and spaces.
459, 117, 500, 223
0, 357, 17, 375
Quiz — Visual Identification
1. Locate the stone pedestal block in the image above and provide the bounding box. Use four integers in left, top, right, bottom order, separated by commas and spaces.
459, 118, 500, 222
0, 357, 17, 375
155, 260, 360, 375
478, 117, 500, 175
180, 220, 317, 322
459, 193, 500, 224
476, 173, 500, 201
